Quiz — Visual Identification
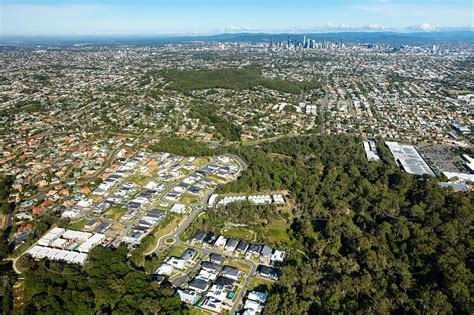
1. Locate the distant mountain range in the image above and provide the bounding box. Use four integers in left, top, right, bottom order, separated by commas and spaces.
189, 31, 474, 45
1, 31, 473, 46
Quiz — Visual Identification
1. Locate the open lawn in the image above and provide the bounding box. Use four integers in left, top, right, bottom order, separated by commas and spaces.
111, 223, 125, 230
179, 194, 200, 204
68, 219, 89, 231
154, 204, 172, 211
248, 277, 275, 292
105, 207, 126, 221
223, 227, 255, 241
127, 175, 152, 187
179, 168, 191, 175
168, 244, 187, 257
206, 175, 225, 184
258, 220, 292, 246
193, 157, 210, 166
13, 240, 35, 257
153, 215, 182, 241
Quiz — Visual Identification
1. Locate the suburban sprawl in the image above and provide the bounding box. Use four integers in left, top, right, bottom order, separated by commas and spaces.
0, 33, 473, 314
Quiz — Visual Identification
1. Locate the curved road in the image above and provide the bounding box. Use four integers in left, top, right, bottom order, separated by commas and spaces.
145, 154, 254, 313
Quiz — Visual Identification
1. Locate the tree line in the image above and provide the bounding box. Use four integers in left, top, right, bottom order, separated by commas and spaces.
157, 67, 321, 95
216, 135, 472, 314
20, 245, 187, 314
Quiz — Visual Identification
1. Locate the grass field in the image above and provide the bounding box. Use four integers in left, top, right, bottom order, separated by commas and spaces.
153, 215, 182, 241
105, 207, 126, 221
144, 215, 183, 255
206, 175, 225, 184
111, 223, 125, 230
154, 201, 172, 210
258, 220, 292, 246
179, 168, 191, 175
179, 194, 200, 204
68, 219, 89, 231
168, 244, 187, 257
127, 174, 152, 187
13, 240, 35, 257
193, 157, 210, 166
248, 277, 275, 292
223, 227, 255, 241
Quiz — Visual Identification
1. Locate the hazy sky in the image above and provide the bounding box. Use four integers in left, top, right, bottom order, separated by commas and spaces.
1, 0, 473, 35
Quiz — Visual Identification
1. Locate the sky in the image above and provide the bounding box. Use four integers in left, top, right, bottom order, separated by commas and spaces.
1, 0, 473, 36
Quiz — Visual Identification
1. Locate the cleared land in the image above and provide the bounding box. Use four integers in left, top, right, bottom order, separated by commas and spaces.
179, 194, 200, 204
248, 277, 275, 292
168, 244, 187, 257
257, 220, 292, 245
105, 207, 126, 221
68, 219, 89, 231
223, 227, 255, 241
127, 175, 152, 187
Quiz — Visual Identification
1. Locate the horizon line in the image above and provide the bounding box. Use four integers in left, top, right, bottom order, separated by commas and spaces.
2, 28, 474, 38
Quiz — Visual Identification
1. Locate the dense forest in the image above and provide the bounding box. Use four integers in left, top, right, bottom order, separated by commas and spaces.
188, 102, 242, 141
7, 135, 473, 314
158, 67, 321, 94
215, 135, 473, 314
20, 246, 187, 314
0, 175, 15, 214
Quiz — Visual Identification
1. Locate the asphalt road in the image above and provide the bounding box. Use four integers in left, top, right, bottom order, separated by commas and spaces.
153, 153, 248, 251
229, 258, 257, 315
168, 237, 258, 315
145, 154, 255, 313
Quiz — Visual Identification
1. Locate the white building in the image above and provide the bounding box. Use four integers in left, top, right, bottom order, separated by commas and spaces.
170, 204, 186, 214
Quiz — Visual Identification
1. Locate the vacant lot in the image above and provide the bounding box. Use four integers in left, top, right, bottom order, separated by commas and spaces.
68, 219, 89, 231
167, 244, 187, 257
257, 220, 292, 246
223, 227, 255, 241
127, 175, 152, 187
105, 207, 126, 221
179, 194, 200, 204
248, 277, 275, 292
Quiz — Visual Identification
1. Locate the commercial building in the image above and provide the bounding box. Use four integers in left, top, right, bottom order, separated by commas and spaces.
363, 140, 380, 161
385, 141, 435, 176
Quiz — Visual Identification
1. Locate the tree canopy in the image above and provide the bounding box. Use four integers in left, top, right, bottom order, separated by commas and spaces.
217, 135, 473, 314
158, 67, 321, 95
22, 245, 188, 314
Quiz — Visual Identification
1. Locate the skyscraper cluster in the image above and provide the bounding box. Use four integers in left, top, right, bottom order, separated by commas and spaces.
269, 35, 344, 51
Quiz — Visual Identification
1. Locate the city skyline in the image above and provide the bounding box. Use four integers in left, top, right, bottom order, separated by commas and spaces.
1, 0, 473, 36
